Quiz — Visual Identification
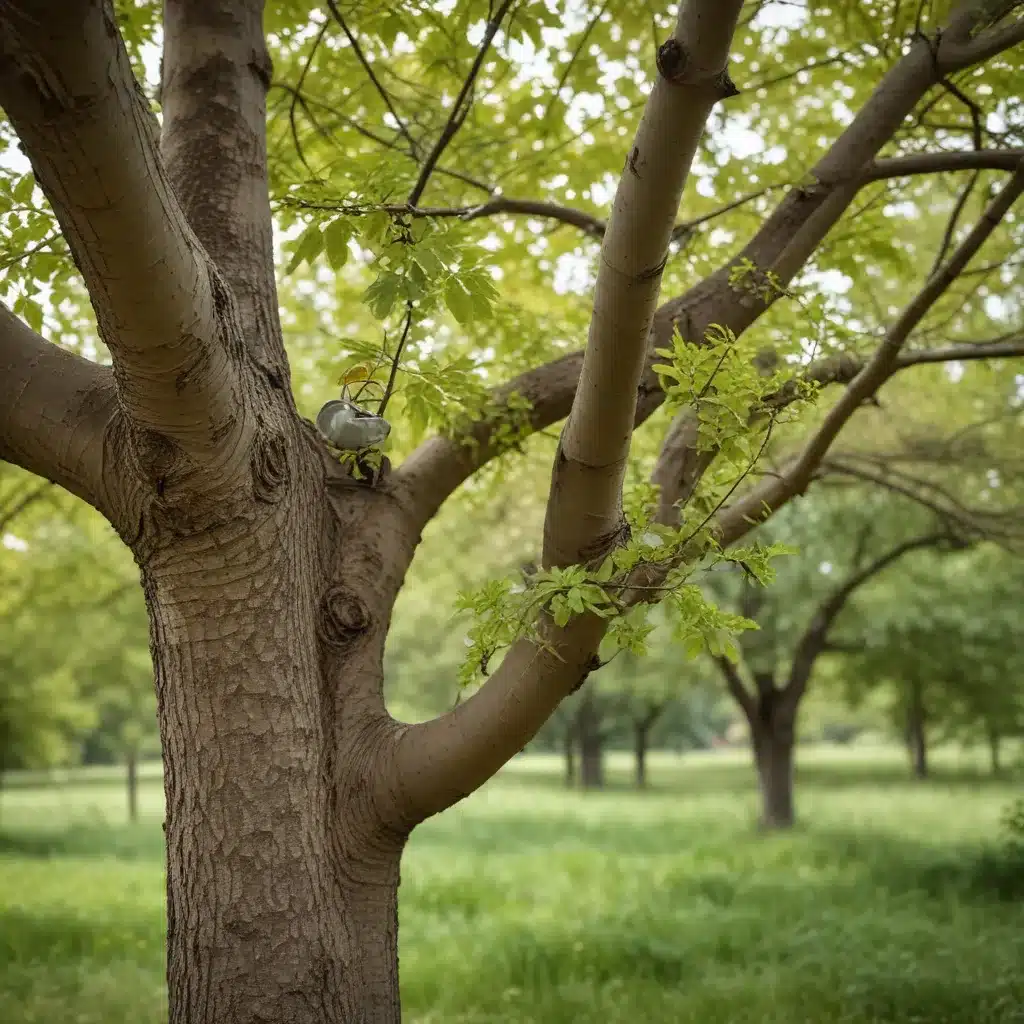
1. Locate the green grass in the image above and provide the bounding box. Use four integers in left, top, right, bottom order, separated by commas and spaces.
1, 748, 1022, 1022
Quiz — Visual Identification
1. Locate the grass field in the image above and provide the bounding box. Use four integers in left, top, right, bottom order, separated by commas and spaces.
1, 747, 1022, 1023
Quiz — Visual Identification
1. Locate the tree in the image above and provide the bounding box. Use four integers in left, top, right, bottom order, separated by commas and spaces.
841, 546, 1024, 778
2, 2, 1023, 1020
708, 490, 969, 827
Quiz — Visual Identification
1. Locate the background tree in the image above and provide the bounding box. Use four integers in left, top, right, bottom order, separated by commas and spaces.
841, 546, 1024, 778
705, 489, 972, 827
1, 2, 1023, 1021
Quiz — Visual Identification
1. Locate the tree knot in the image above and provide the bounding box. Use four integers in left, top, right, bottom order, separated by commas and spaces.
318, 585, 371, 649
656, 39, 689, 83
250, 429, 290, 503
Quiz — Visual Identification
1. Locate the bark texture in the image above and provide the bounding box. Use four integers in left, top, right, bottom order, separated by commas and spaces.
1, 0, 1022, 1020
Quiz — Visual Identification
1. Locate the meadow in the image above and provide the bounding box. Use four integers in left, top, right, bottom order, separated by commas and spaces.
1, 747, 1022, 1023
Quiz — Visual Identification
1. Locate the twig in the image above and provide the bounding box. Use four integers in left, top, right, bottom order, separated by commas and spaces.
324, 0, 418, 155
289, 18, 331, 175
378, 301, 414, 419
408, 0, 517, 205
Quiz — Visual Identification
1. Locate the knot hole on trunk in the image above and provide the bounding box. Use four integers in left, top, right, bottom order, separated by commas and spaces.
319, 585, 371, 649
250, 429, 290, 503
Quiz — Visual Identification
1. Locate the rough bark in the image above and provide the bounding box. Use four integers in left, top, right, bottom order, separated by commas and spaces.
1, 1, 1021, 1020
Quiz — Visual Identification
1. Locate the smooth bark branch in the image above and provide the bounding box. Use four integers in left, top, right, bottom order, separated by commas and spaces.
715, 161, 1024, 547
395, 2, 1024, 533
162, 0, 285, 363
784, 531, 958, 707
0, 305, 117, 513
391, 0, 746, 820
0, 1, 242, 459
542, 0, 744, 567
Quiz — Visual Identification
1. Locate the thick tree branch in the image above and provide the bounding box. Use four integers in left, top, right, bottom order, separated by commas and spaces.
541, 1, 743, 569
0, 1, 246, 465
390, 0, 745, 821
712, 655, 756, 719
784, 531, 961, 708
162, 0, 285, 366
715, 161, 1024, 548
896, 334, 1024, 365
395, 2, 1024, 531
0, 305, 117, 513
652, 327, 1024, 527
868, 148, 1024, 178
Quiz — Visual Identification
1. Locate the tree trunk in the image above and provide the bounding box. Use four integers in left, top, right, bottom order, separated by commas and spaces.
126, 748, 138, 823
564, 724, 576, 787
987, 724, 1002, 776
575, 691, 605, 790
144, 528, 409, 1024
748, 690, 797, 830
905, 681, 928, 780
634, 722, 649, 789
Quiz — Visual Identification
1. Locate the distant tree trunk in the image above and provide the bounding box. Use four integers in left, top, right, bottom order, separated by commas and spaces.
987, 724, 1002, 776
745, 675, 797, 830
577, 691, 605, 790
750, 711, 796, 829
563, 724, 576, 787
633, 704, 665, 789
634, 724, 648, 789
906, 681, 928, 780
126, 748, 138, 823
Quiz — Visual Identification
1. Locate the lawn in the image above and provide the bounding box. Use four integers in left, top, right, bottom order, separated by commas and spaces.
1, 747, 1022, 1023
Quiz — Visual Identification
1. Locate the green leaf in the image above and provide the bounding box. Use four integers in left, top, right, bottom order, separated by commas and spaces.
444, 277, 475, 326
287, 224, 323, 274
323, 220, 351, 271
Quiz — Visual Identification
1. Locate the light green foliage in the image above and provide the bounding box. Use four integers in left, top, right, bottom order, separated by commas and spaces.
0, 467, 145, 773
2, 751, 1023, 1023
454, 525, 795, 687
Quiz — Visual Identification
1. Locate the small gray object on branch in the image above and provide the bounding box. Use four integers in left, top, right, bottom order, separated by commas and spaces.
316, 386, 391, 451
